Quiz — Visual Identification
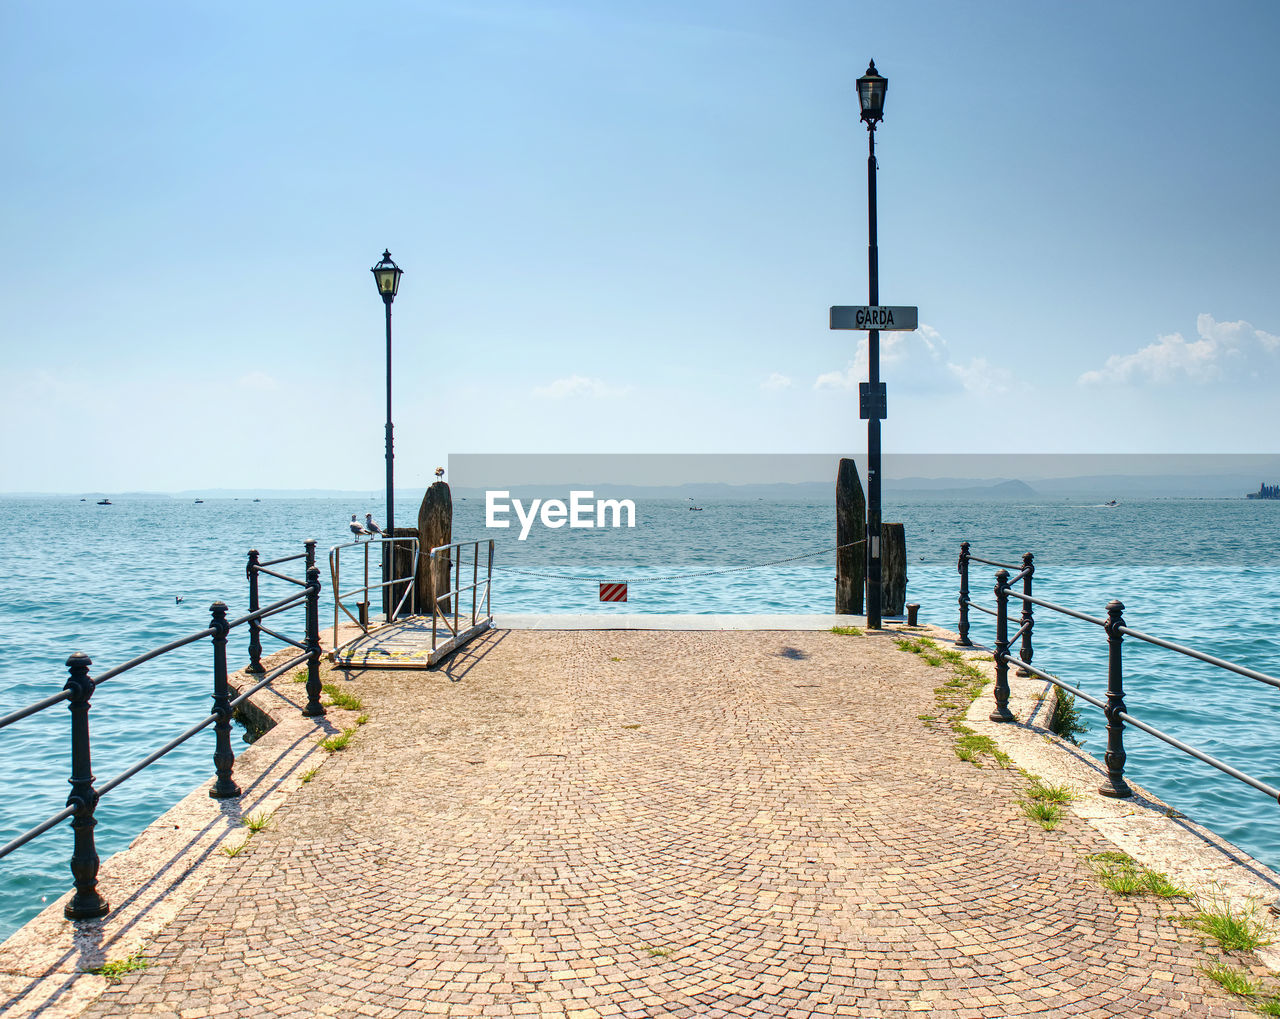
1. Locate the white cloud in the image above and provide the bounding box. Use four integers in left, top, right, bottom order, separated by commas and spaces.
1079, 314, 1280, 386
814, 324, 1008, 395
237, 370, 278, 392
533, 375, 628, 399
814, 366, 856, 391
947, 357, 1013, 397
761, 372, 792, 392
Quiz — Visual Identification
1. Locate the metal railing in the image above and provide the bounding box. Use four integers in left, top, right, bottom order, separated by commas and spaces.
327, 535, 419, 658
427, 540, 494, 666
957, 542, 1280, 803
0, 539, 325, 922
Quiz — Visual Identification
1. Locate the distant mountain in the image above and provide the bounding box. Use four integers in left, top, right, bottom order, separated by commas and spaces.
889, 476, 1022, 491
889, 479, 1039, 500
1031, 474, 1268, 499
174, 488, 382, 499
453, 481, 832, 502
453, 478, 1040, 502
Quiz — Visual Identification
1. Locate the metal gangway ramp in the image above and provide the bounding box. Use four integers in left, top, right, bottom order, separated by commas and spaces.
329, 538, 493, 669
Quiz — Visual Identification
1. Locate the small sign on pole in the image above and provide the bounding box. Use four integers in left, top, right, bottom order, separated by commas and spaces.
830, 305, 918, 331
859, 381, 887, 420
599, 582, 628, 603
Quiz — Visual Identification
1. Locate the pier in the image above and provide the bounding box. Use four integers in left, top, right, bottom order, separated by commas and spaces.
3, 619, 1275, 1017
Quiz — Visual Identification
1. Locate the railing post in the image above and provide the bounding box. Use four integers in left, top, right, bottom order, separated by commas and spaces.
430, 550, 439, 652
1015, 551, 1034, 676
956, 541, 972, 647
302, 540, 325, 718
209, 601, 242, 799
245, 549, 264, 674
1100, 599, 1133, 798
989, 569, 1015, 722
359, 539, 370, 630
64, 652, 109, 919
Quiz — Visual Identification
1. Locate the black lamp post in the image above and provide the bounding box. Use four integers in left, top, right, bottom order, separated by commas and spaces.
371, 249, 403, 621
857, 60, 887, 629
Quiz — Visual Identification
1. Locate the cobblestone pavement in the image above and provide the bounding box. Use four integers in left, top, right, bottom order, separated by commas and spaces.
85, 629, 1248, 1017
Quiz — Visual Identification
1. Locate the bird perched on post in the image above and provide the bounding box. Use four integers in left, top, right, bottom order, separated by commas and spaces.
434, 467, 445, 481
365, 513, 383, 537
349, 514, 369, 539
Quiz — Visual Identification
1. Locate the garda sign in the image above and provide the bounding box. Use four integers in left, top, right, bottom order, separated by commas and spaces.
829, 305, 918, 331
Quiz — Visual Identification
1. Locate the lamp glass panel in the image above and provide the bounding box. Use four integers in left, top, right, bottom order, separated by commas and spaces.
859, 77, 886, 118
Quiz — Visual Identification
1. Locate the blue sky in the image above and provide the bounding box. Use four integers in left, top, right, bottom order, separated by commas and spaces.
3, 1, 1278, 493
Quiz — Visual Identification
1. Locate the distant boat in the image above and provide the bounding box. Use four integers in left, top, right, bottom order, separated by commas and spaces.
194, 499, 204, 504
1246, 483, 1278, 501
1104, 500, 1118, 507
689, 506, 703, 512
79, 498, 86, 502
96, 499, 112, 505
253, 498, 261, 502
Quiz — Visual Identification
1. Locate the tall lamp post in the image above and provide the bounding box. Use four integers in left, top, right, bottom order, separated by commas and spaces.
858, 60, 887, 629
371, 250, 403, 621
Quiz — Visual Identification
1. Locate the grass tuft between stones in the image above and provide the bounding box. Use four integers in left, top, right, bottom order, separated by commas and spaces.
322, 682, 363, 711
831, 625, 863, 636
894, 636, 1007, 769
1183, 897, 1274, 952
1086, 852, 1188, 899
1026, 780, 1075, 804
1201, 962, 1259, 997
320, 727, 358, 752
1021, 800, 1063, 830
86, 951, 147, 983
951, 724, 1011, 769
1198, 961, 1280, 1014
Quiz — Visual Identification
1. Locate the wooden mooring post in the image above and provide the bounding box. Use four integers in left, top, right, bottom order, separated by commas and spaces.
836, 458, 908, 617
417, 480, 453, 617
836, 458, 865, 615
880, 522, 907, 617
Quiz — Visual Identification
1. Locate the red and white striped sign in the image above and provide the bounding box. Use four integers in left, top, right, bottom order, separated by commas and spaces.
599, 582, 628, 603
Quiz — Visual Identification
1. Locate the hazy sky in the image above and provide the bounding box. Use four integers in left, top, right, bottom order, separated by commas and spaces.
3, 1, 1278, 494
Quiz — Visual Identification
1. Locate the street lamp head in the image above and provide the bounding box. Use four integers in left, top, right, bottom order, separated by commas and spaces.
857, 59, 887, 128
371, 249, 403, 303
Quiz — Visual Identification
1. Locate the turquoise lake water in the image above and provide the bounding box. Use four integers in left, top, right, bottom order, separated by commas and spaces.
1, 494, 1278, 939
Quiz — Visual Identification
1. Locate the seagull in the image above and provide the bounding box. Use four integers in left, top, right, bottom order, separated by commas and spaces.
350, 514, 369, 539
434, 467, 445, 481
365, 513, 383, 537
